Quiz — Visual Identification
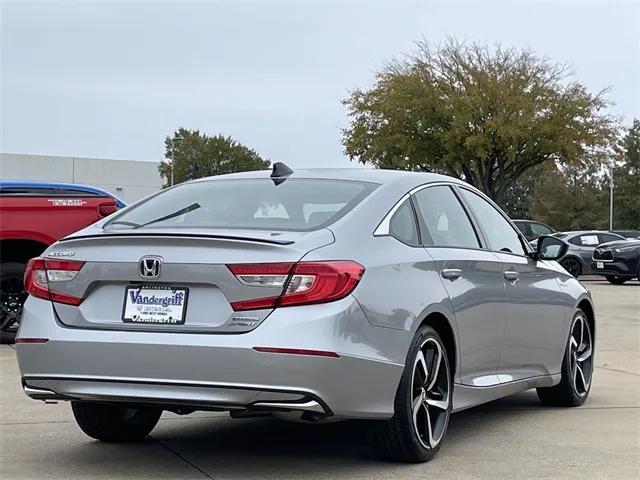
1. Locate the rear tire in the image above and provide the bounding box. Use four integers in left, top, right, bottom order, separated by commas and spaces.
71, 402, 162, 442
370, 325, 451, 463
606, 275, 628, 285
537, 309, 593, 407
0, 262, 27, 344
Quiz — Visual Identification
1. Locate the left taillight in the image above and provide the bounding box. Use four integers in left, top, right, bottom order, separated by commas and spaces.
227, 261, 365, 311
24, 258, 86, 306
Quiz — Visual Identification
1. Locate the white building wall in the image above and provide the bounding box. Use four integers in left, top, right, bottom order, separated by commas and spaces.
0, 153, 163, 204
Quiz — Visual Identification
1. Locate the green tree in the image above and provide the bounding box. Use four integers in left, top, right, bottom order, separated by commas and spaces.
612, 120, 640, 229
529, 164, 608, 231
159, 128, 270, 186
342, 39, 618, 205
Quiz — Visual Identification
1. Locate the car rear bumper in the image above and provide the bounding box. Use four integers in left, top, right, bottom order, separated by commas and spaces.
17, 296, 408, 419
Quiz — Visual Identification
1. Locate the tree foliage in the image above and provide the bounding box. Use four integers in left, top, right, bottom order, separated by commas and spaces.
526, 120, 639, 231
159, 128, 270, 186
528, 165, 609, 231
342, 39, 618, 204
612, 120, 640, 229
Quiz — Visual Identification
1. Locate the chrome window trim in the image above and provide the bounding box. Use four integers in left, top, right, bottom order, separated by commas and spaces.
374, 182, 460, 237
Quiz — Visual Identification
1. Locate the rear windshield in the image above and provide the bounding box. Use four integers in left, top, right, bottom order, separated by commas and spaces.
104, 178, 377, 231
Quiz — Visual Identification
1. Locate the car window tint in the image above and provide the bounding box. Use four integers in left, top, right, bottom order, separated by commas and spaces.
598, 233, 622, 244
389, 199, 419, 246
460, 189, 526, 255
104, 179, 377, 232
413, 186, 479, 248
530, 222, 553, 236
514, 221, 530, 238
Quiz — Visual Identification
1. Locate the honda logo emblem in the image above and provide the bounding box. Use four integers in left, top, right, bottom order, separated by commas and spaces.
139, 256, 162, 278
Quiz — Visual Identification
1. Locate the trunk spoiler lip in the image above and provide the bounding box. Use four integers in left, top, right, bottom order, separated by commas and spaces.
58, 232, 295, 246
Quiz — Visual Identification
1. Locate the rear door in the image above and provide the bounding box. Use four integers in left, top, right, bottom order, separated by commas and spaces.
413, 185, 506, 387
457, 187, 568, 381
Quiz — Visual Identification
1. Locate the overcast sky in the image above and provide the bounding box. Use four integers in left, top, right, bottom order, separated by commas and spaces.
1, 0, 638, 168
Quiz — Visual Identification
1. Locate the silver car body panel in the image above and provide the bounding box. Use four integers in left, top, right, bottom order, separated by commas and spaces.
17, 168, 594, 419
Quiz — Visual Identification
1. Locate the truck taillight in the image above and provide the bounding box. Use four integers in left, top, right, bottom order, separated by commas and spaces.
227, 261, 365, 311
24, 258, 86, 306
98, 203, 118, 217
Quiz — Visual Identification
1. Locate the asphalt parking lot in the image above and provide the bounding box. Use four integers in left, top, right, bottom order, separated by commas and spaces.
1, 278, 638, 480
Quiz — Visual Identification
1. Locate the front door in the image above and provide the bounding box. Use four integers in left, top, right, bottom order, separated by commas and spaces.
457, 187, 568, 381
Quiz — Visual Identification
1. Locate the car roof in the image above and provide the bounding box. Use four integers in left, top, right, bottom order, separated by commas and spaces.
559, 230, 624, 237
512, 219, 548, 224
0, 180, 126, 208
192, 168, 466, 189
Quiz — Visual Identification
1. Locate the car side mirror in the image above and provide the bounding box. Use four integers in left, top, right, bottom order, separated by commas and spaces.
536, 235, 568, 261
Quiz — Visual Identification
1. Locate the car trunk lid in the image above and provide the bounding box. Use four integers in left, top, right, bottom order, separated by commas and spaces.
44, 228, 334, 333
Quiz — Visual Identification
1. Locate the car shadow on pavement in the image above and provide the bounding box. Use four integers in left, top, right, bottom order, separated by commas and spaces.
114, 390, 548, 477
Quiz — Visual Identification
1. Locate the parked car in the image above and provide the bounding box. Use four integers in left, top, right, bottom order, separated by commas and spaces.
0, 181, 124, 343
16, 166, 595, 463
542, 231, 627, 278
592, 238, 640, 284
608, 229, 640, 239
512, 219, 556, 241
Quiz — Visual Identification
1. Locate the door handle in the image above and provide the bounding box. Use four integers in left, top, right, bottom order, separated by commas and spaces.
442, 268, 462, 280
504, 270, 520, 282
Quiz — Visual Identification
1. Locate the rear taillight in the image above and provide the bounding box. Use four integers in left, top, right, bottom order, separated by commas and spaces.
24, 258, 85, 306
227, 261, 365, 311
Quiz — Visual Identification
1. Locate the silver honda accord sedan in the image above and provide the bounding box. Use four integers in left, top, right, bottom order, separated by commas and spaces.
16, 165, 595, 462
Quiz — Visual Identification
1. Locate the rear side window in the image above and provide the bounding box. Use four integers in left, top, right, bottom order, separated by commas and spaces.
460, 188, 526, 255
105, 178, 376, 231
413, 186, 480, 248
598, 233, 622, 244
530, 222, 553, 236
389, 199, 420, 246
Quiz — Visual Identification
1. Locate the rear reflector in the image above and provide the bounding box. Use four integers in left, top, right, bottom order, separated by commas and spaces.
15, 338, 49, 344
227, 261, 364, 311
24, 258, 85, 306
253, 347, 339, 358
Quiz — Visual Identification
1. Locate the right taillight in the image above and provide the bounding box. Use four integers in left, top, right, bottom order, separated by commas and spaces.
227, 261, 365, 311
24, 258, 85, 306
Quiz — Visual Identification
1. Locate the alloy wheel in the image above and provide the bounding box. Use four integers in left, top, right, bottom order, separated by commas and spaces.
410, 337, 450, 449
561, 259, 581, 278
569, 314, 593, 397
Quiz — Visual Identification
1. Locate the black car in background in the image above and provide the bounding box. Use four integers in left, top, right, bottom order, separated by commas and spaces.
513, 219, 556, 241
592, 238, 640, 284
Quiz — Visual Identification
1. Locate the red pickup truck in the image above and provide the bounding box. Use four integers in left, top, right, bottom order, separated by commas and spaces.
0, 181, 125, 343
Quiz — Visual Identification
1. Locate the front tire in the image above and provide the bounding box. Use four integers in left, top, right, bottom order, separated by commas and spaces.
71, 402, 162, 442
560, 258, 582, 278
606, 275, 628, 285
370, 325, 451, 462
537, 309, 593, 407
